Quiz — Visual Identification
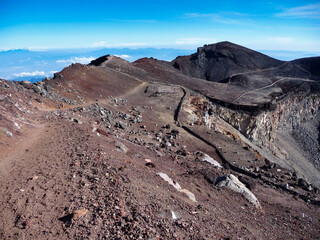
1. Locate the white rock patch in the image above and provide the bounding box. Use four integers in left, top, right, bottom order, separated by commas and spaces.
157, 172, 197, 202
195, 151, 222, 168
216, 174, 261, 208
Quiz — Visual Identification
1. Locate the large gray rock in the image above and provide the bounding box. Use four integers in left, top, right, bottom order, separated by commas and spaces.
195, 151, 222, 169
216, 174, 261, 209
3, 128, 13, 137
115, 141, 128, 153
0, 94, 6, 101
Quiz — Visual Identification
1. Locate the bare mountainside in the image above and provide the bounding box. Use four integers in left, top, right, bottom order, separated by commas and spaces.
0, 42, 320, 239
172, 41, 284, 82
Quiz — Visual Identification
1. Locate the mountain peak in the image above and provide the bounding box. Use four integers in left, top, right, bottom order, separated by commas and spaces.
172, 41, 283, 82
89, 54, 111, 66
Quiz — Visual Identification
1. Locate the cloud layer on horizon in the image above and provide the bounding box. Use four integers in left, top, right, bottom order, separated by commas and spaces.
56, 57, 95, 64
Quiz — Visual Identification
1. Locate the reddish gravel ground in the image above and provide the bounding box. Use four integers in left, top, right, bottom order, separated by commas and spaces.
0, 64, 319, 239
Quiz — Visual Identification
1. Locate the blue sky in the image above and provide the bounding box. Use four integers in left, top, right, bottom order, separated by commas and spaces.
1, 0, 320, 51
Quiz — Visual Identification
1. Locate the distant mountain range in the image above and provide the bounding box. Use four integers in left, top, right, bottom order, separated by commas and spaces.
0, 46, 319, 82
0, 48, 194, 81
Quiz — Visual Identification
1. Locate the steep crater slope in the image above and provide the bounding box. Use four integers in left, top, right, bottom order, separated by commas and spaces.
207, 87, 320, 187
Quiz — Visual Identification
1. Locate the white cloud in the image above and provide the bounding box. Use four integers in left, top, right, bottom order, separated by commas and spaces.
175, 38, 217, 45
19, 58, 31, 63
276, 3, 320, 19
268, 37, 293, 43
92, 41, 108, 47
184, 12, 248, 24
114, 54, 131, 59
27, 46, 48, 51
91, 41, 147, 48
13, 70, 59, 78
14, 71, 46, 77
56, 59, 67, 63
56, 56, 95, 64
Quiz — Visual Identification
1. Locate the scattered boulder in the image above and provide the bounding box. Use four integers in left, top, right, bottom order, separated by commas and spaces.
3, 128, 13, 137
176, 148, 187, 156
145, 162, 156, 168
115, 121, 126, 129
21, 81, 33, 89
97, 128, 108, 137
32, 175, 39, 180
35, 98, 42, 103
115, 141, 128, 153
155, 150, 164, 157
0, 94, 6, 101
44, 84, 51, 92
99, 109, 106, 116
195, 151, 222, 169
216, 174, 261, 208
157, 172, 197, 202
71, 118, 82, 124
298, 178, 311, 191
72, 209, 88, 220
162, 124, 170, 129
180, 189, 197, 203
170, 129, 179, 138
170, 210, 179, 220
157, 172, 181, 191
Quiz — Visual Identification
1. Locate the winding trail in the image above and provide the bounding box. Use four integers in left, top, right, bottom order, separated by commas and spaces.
0, 123, 46, 183
232, 77, 317, 103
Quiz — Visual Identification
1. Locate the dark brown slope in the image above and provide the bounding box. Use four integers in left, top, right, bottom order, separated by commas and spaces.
172, 41, 284, 82
132, 57, 255, 105
42, 61, 143, 105
292, 57, 320, 80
